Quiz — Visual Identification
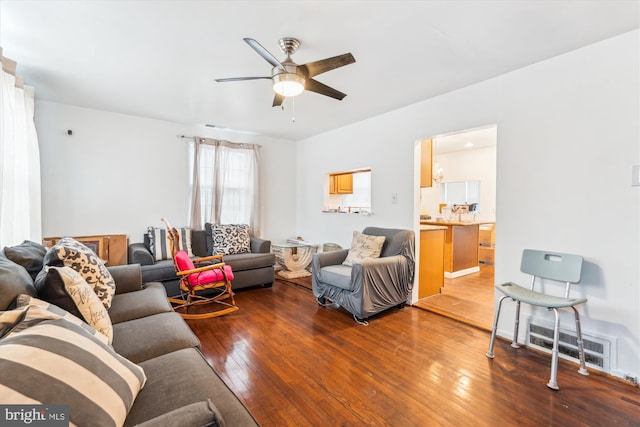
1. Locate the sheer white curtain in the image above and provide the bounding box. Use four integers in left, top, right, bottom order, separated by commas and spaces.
0, 48, 42, 247
188, 137, 260, 236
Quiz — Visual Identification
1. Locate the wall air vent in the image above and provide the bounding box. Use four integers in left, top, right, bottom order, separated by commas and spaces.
526, 318, 613, 372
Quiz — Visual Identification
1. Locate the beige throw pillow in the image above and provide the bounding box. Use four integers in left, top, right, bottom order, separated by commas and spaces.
343, 231, 386, 266
49, 266, 113, 344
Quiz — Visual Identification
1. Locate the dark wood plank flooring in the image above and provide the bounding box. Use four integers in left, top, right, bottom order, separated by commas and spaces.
186, 278, 640, 427
414, 264, 495, 330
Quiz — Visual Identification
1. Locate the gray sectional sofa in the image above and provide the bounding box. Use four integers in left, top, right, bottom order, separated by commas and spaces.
128, 228, 275, 296
0, 242, 258, 426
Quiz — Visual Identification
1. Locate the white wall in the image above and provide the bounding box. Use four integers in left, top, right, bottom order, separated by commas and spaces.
295, 30, 639, 379
421, 145, 497, 221
35, 102, 297, 243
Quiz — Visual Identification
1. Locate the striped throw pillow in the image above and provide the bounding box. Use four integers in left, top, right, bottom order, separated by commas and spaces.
0, 317, 146, 427
147, 227, 193, 261
0, 295, 110, 346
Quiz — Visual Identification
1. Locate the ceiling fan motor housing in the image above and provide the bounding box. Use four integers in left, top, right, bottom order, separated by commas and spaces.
278, 37, 300, 56
272, 38, 306, 96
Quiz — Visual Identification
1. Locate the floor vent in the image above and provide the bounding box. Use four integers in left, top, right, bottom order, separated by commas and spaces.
526, 319, 612, 372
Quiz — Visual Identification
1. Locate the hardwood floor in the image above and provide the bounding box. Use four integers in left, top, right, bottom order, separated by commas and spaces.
186, 278, 639, 426
414, 264, 496, 330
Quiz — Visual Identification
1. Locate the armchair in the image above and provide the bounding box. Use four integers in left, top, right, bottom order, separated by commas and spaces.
312, 227, 415, 323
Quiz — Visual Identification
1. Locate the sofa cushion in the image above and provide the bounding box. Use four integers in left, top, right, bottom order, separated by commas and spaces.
139, 259, 178, 283
0, 254, 37, 311
108, 282, 172, 324
222, 252, 274, 271
207, 223, 251, 255
127, 348, 257, 427
0, 316, 146, 427
50, 266, 113, 344
147, 226, 193, 261
111, 311, 200, 363
134, 400, 224, 427
3, 240, 47, 280
318, 264, 353, 290
43, 237, 116, 309
343, 231, 385, 267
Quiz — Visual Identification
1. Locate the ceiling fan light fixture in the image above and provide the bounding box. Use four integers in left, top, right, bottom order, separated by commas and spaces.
273, 73, 305, 97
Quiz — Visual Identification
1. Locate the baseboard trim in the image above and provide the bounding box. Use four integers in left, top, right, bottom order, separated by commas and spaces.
444, 266, 480, 279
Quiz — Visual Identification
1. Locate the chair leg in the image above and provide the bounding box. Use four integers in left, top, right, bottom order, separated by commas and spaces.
511, 300, 521, 349
486, 296, 507, 358
572, 306, 590, 376
547, 308, 561, 390
169, 279, 239, 320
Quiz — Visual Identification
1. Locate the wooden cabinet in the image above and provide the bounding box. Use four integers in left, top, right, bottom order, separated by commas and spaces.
42, 234, 129, 266
329, 173, 353, 194
418, 227, 445, 299
420, 139, 433, 188
478, 224, 495, 265
444, 224, 479, 276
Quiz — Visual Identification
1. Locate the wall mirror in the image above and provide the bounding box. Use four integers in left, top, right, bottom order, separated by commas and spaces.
323, 168, 372, 214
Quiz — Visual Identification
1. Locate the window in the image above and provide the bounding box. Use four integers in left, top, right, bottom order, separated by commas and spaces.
440, 180, 480, 212
188, 139, 259, 232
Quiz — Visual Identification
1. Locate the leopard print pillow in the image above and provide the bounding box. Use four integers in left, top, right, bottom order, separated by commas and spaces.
42, 237, 116, 309
211, 224, 251, 255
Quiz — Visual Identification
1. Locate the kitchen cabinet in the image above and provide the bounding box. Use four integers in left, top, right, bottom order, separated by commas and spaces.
418, 226, 446, 298
329, 173, 353, 194
478, 223, 495, 265
420, 138, 433, 188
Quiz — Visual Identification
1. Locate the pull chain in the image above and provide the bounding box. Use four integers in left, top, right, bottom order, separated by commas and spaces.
291, 96, 296, 123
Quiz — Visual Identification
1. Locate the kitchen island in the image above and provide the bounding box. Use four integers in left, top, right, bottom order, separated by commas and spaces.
421, 220, 492, 278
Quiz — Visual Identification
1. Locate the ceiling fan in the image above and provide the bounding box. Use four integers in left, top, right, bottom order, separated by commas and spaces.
215, 37, 355, 107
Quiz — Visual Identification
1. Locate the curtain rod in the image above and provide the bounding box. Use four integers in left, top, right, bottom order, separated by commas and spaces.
176, 135, 261, 148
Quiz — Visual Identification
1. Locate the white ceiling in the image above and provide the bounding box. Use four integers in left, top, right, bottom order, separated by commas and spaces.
2, 1, 638, 142
434, 125, 497, 154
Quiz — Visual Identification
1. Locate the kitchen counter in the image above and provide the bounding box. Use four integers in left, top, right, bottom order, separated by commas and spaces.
420, 224, 448, 231
421, 220, 494, 227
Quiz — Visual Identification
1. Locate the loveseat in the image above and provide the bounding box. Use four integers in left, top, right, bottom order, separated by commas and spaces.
0, 240, 258, 426
128, 224, 275, 296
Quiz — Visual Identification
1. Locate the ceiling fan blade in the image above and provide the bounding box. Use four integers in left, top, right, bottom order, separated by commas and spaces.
243, 38, 284, 69
215, 76, 271, 82
305, 78, 347, 100
272, 93, 284, 107
299, 53, 355, 78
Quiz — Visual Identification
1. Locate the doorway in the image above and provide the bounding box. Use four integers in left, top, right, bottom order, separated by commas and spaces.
414, 125, 497, 330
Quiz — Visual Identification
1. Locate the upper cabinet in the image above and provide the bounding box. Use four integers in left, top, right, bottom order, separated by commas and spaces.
324, 168, 371, 214
420, 139, 433, 188
329, 173, 354, 194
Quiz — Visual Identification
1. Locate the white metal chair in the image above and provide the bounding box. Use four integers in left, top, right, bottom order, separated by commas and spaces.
486, 249, 589, 390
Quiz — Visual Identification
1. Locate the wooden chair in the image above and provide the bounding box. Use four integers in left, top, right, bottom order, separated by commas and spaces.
486, 249, 588, 390
161, 218, 238, 319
